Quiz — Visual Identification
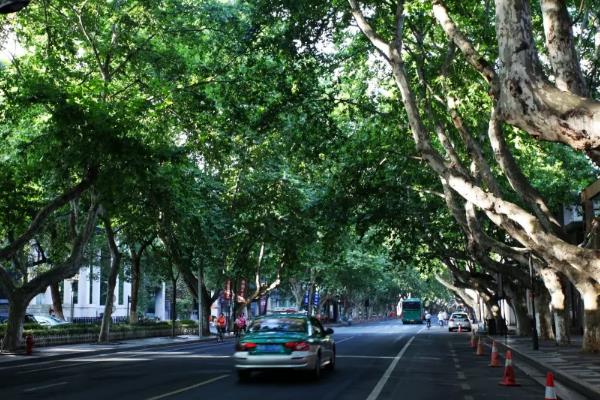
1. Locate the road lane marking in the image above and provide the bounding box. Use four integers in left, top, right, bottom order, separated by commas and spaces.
145, 374, 229, 400
17, 361, 97, 374
464, 396, 474, 400
457, 371, 466, 380
338, 355, 395, 359
461, 383, 471, 390
366, 336, 415, 400
336, 336, 355, 344
23, 381, 68, 392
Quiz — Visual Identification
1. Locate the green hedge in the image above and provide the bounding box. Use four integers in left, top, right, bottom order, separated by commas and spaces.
0, 321, 193, 338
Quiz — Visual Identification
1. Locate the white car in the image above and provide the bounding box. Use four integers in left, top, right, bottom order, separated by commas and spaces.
448, 312, 471, 332
25, 314, 71, 327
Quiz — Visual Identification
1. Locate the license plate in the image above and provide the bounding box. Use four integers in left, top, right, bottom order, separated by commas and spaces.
256, 344, 282, 353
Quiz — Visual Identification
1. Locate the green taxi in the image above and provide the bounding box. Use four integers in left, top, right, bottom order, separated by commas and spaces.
233, 314, 335, 381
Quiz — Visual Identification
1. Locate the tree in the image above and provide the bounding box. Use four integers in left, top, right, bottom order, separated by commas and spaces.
344, 0, 600, 351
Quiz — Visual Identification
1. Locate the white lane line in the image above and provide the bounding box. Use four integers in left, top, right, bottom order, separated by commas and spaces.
457, 371, 466, 380
336, 336, 356, 344
464, 396, 474, 400
145, 374, 229, 400
17, 361, 96, 374
365, 336, 415, 400
461, 383, 471, 390
23, 381, 68, 392
338, 355, 395, 360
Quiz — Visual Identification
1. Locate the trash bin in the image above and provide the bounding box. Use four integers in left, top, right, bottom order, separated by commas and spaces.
486, 318, 496, 335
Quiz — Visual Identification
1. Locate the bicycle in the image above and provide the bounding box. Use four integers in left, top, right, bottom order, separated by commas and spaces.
217, 326, 225, 342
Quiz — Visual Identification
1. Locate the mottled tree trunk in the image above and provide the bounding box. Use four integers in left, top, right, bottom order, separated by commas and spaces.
2, 293, 28, 351
536, 291, 555, 341
540, 268, 570, 344
578, 283, 600, 352
504, 284, 531, 336
50, 282, 65, 320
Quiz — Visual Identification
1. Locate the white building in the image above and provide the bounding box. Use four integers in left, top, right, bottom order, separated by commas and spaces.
27, 267, 168, 321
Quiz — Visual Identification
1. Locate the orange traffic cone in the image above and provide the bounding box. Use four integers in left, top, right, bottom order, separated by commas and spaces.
476, 337, 485, 356
544, 372, 558, 400
489, 340, 501, 367
499, 350, 520, 386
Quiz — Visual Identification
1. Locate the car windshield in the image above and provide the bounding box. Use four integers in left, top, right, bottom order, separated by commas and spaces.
452, 314, 468, 320
248, 317, 307, 333
403, 302, 421, 310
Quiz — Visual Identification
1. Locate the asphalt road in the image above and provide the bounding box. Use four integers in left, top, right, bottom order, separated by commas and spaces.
0, 320, 548, 400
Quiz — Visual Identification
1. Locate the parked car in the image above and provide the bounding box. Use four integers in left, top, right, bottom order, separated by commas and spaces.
233, 314, 335, 381
448, 312, 471, 332
24, 314, 71, 327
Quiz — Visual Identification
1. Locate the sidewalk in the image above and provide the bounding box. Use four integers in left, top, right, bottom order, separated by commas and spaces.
489, 335, 600, 400
0, 334, 221, 366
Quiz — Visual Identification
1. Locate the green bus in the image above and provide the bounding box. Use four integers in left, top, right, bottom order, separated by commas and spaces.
401, 298, 423, 324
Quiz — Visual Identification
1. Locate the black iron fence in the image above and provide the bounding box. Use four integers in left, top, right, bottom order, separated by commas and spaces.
71, 316, 129, 325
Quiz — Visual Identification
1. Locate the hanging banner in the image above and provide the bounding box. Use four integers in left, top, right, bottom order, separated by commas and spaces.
313, 290, 320, 306
303, 289, 310, 306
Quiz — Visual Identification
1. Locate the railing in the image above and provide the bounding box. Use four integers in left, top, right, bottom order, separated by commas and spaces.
28, 326, 200, 347
71, 316, 129, 325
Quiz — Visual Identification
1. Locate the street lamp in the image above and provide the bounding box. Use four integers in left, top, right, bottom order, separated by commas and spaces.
529, 253, 539, 350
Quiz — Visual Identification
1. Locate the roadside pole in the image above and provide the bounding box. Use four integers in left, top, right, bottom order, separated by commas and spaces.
529, 253, 539, 350
198, 266, 204, 338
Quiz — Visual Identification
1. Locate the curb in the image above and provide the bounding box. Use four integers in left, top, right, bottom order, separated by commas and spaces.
0, 335, 224, 367
488, 336, 600, 400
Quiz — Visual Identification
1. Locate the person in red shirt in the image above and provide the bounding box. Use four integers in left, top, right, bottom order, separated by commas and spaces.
216, 313, 227, 342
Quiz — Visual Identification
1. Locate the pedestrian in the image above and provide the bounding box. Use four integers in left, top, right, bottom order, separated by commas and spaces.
234, 313, 247, 337
216, 313, 226, 342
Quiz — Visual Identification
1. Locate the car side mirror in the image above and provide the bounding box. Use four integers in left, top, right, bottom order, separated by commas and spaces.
325, 328, 334, 335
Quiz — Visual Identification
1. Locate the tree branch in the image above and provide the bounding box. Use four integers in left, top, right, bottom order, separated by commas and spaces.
0, 168, 97, 262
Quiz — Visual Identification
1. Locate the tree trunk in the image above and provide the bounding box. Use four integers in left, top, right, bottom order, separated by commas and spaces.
98, 214, 121, 343
504, 283, 531, 336
553, 309, 570, 345
2, 293, 28, 351
50, 282, 65, 320
171, 276, 177, 338
129, 251, 141, 324
536, 293, 555, 341
0, 199, 99, 351
540, 268, 570, 344
578, 282, 600, 352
